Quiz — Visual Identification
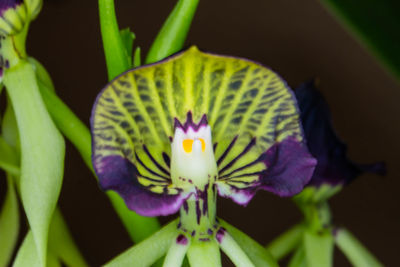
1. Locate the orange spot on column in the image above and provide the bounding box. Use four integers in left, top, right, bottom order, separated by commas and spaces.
183, 139, 194, 153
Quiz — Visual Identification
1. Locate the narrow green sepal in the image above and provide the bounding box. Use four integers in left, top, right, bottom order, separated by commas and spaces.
303, 230, 334, 267
104, 219, 179, 267
335, 228, 383, 267
266, 224, 305, 260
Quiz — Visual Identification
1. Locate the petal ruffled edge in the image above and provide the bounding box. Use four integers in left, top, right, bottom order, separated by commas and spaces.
95, 155, 191, 216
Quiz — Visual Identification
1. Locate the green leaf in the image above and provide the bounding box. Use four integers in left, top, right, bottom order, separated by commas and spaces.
104, 219, 179, 267
187, 239, 221, 267
303, 230, 334, 267
48, 208, 89, 267
4, 61, 65, 266
119, 28, 135, 66
266, 224, 304, 260
220, 219, 278, 267
99, 0, 131, 80
0, 175, 19, 267
320, 0, 400, 79
335, 228, 383, 267
145, 0, 200, 64
37, 79, 161, 244
2, 100, 20, 153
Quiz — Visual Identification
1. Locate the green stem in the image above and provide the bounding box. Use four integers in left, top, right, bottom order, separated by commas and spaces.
288, 245, 306, 267
220, 219, 278, 267
335, 228, 383, 267
145, 0, 200, 64
265, 223, 304, 260
99, 0, 131, 80
37, 80, 161, 243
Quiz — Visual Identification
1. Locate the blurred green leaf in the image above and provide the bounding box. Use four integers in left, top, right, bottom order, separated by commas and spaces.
0, 175, 19, 267
303, 230, 334, 267
0, 137, 20, 176
320, 0, 400, 79
49, 208, 89, 267
335, 228, 383, 267
288, 245, 306, 267
145, 0, 200, 64
4, 61, 65, 266
133, 47, 142, 68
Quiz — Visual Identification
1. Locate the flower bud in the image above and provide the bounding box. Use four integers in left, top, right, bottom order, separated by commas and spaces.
0, 0, 27, 36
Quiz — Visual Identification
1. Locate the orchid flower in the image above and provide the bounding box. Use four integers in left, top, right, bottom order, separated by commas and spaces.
91, 46, 317, 266
267, 80, 385, 267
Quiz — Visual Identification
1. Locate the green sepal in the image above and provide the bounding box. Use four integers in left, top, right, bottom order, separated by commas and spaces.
335, 228, 383, 267
303, 229, 334, 267
37, 78, 161, 244
266, 224, 305, 260
220, 219, 278, 267
0, 175, 19, 267
187, 239, 222, 267
288, 245, 306, 267
0, 136, 19, 176
104, 219, 179, 267
145, 0, 200, 64
4, 61, 65, 267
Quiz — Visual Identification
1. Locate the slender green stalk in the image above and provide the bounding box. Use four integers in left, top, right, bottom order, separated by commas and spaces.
220, 219, 278, 267
335, 228, 383, 267
37, 81, 161, 243
266, 224, 304, 260
145, 0, 200, 64
99, 0, 131, 80
104, 220, 179, 267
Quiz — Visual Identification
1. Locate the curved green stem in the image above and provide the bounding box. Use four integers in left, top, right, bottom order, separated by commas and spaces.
266, 223, 304, 260
145, 0, 200, 64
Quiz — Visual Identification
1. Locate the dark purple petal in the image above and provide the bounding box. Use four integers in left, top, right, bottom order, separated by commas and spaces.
217, 136, 317, 205
260, 136, 317, 196
95, 155, 190, 216
295, 80, 386, 187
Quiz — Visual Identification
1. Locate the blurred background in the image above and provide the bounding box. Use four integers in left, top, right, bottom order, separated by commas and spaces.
5, 0, 399, 265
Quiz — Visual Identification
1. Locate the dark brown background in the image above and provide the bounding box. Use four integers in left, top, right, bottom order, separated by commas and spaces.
8, 0, 400, 266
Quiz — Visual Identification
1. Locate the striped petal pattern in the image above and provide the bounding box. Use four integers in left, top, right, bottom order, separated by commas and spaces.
91, 46, 316, 215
